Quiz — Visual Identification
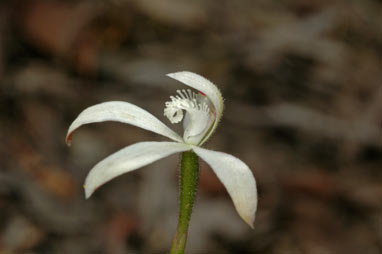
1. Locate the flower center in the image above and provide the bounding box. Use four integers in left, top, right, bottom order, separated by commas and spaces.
164, 89, 215, 145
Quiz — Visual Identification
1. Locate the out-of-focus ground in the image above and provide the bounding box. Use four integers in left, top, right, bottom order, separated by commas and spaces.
0, 0, 381, 253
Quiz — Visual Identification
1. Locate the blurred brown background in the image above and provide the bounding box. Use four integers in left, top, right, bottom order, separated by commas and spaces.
0, 0, 381, 253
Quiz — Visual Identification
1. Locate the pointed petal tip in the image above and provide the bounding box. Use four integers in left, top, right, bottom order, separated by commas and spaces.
238, 208, 255, 229
66, 131, 74, 146
166, 71, 193, 79
243, 215, 255, 229
65, 137, 72, 146
166, 72, 179, 80
166, 71, 183, 75
84, 185, 93, 199
238, 201, 257, 229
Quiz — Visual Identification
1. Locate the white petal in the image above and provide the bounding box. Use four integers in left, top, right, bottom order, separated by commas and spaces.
167, 71, 224, 145
84, 141, 191, 198
66, 101, 183, 145
192, 146, 257, 227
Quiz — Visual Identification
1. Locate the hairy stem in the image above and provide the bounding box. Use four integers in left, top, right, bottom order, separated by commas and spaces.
170, 150, 199, 254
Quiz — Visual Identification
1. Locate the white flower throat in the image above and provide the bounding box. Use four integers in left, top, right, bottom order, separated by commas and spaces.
164, 89, 215, 145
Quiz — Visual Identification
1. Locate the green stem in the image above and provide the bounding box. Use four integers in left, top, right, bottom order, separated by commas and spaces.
170, 150, 199, 254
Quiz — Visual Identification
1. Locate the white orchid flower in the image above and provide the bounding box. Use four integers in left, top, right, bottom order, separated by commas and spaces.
66, 71, 258, 227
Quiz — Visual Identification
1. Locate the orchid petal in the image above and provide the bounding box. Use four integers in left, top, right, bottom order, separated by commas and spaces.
192, 146, 257, 227
166, 71, 224, 145
66, 101, 183, 145
84, 141, 191, 198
